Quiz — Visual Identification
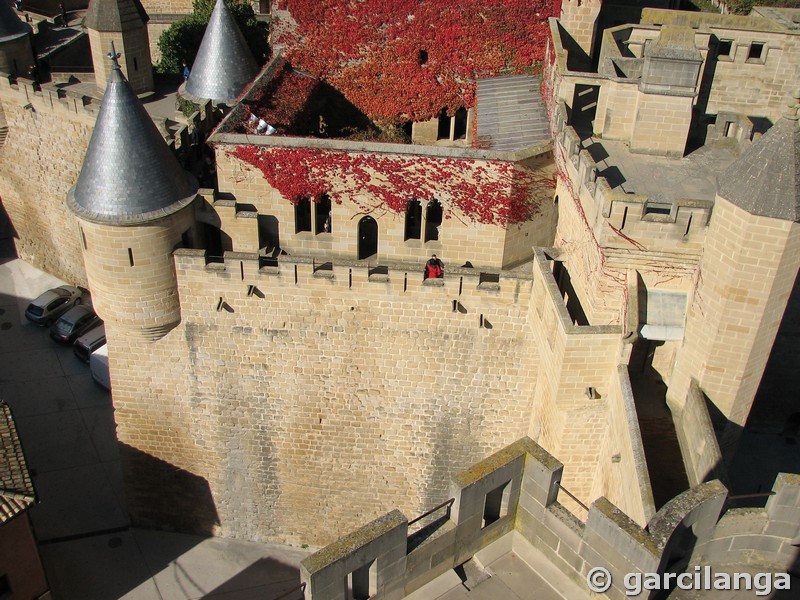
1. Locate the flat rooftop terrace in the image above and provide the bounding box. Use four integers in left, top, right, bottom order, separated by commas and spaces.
582, 137, 740, 205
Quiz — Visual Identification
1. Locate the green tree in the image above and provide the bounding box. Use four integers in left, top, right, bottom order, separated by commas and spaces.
156, 0, 269, 75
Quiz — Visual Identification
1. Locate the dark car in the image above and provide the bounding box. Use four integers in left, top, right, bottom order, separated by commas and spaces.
73, 323, 106, 362
25, 285, 83, 326
50, 305, 101, 344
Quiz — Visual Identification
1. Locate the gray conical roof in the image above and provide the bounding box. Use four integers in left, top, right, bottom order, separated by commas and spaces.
717, 113, 800, 222
184, 0, 258, 104
85, 0, 149, 32
67, 52, 197, 225
0, 2, 32, 42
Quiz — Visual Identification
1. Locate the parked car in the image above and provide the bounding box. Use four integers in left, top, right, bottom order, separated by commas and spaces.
90, 344, 110, 391
25, 285, 83, 326
73, 323, 106, 363
49, 305, 101, 344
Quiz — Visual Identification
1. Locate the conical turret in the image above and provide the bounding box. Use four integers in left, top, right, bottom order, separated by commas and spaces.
717, 93, 800, 221
68, 46, 196, 224
184, 0, 258, 104
68, 47, 198, 340
0, 2, 33, 75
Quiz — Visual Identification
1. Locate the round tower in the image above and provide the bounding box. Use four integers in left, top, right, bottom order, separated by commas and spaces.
85, 0, 154, 95
67, 47, 198, 340
0, 2, 34, 76
181, 0, 258, 105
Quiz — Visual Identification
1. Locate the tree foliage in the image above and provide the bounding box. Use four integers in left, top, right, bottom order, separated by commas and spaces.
156, 0, 269, 75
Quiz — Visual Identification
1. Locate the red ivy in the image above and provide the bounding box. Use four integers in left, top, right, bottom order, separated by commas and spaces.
237, 61, 318, 132
231, 145, 549, 225
273, 0, 561, 124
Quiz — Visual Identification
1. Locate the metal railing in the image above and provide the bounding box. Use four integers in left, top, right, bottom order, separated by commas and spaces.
408, 497, 455, 528
272, 582, 306, 600
554, 481, 590, 512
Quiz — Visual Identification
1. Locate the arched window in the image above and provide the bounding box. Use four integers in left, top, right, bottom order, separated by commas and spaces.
405, 200, 422, 240
294, 198, 311, 233
437, 108, 451, 140
357, 216, 378, 260
315, 194, 332, 234
453, 107, 468, 140
425, 200, 443, 242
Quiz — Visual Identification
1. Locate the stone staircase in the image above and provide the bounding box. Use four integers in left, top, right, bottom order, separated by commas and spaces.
476, 75, 550, 151
0, 125, 8, 147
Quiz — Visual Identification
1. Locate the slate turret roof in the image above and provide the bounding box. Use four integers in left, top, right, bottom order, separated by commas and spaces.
184, 0, 258, 105
717, 98, 800, 222
0, 1, 32, 42
67, 48, 197, 225
85, 0, 149, 32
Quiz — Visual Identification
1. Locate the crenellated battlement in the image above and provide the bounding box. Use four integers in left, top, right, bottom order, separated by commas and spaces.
0, 72, 99, 123
300, 437, 799, 600
174, 247, 533, 322
554, 112, 712, 261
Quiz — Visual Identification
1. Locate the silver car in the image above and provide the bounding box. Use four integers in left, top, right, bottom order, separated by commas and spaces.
25, 285, 83, 326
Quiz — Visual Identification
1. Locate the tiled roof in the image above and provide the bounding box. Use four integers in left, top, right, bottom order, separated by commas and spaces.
476, 76, 550, 151
0, 400, 36, 523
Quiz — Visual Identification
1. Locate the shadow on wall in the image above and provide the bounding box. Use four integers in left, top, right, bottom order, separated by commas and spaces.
119, 442, 220, 536
0, 198, 19, 265
200, 557, 303, 600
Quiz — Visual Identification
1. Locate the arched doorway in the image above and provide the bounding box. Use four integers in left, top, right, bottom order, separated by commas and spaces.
357, 216, 378, 259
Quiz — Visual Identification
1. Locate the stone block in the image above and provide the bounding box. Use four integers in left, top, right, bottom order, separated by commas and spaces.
729, 534, 784, 554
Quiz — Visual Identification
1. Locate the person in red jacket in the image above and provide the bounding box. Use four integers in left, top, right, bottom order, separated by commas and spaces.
424, 255, 444, 280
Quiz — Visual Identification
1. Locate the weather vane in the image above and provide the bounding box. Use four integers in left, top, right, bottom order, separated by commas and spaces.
107, 41, 121, 69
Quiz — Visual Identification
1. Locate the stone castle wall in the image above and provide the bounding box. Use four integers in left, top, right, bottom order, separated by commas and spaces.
525, 250, 638, 519
139, 0, 194, 15
639, 10, 800, 124
111, 250, 541, 546
0, 77, 95, 286
214, 147, 556, 271
88, 27, 154, 95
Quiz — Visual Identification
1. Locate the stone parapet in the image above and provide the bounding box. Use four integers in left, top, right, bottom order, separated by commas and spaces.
303, 438, 798, 600
554, 121, 712, 257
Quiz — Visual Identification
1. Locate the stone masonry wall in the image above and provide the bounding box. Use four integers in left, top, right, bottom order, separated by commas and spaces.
527, 250, 626, 518
139, 0, 194, 15
591, 365, 655, 526
630, 92, 693, 158
215, 149, 555, 271
111, 250, 540, 546
637, 12, 800, 124
558, 0, 601, 57
0, 77, 95, 286
89, 28, 155, 95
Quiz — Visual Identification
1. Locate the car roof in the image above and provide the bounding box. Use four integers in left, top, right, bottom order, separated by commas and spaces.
58, 305, 94, 322
31, 286, 79, 307
76, 323, 106, 345
31, 290, 61, 307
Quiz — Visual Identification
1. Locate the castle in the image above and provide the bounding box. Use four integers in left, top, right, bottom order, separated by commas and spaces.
0, 0, 798, 559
